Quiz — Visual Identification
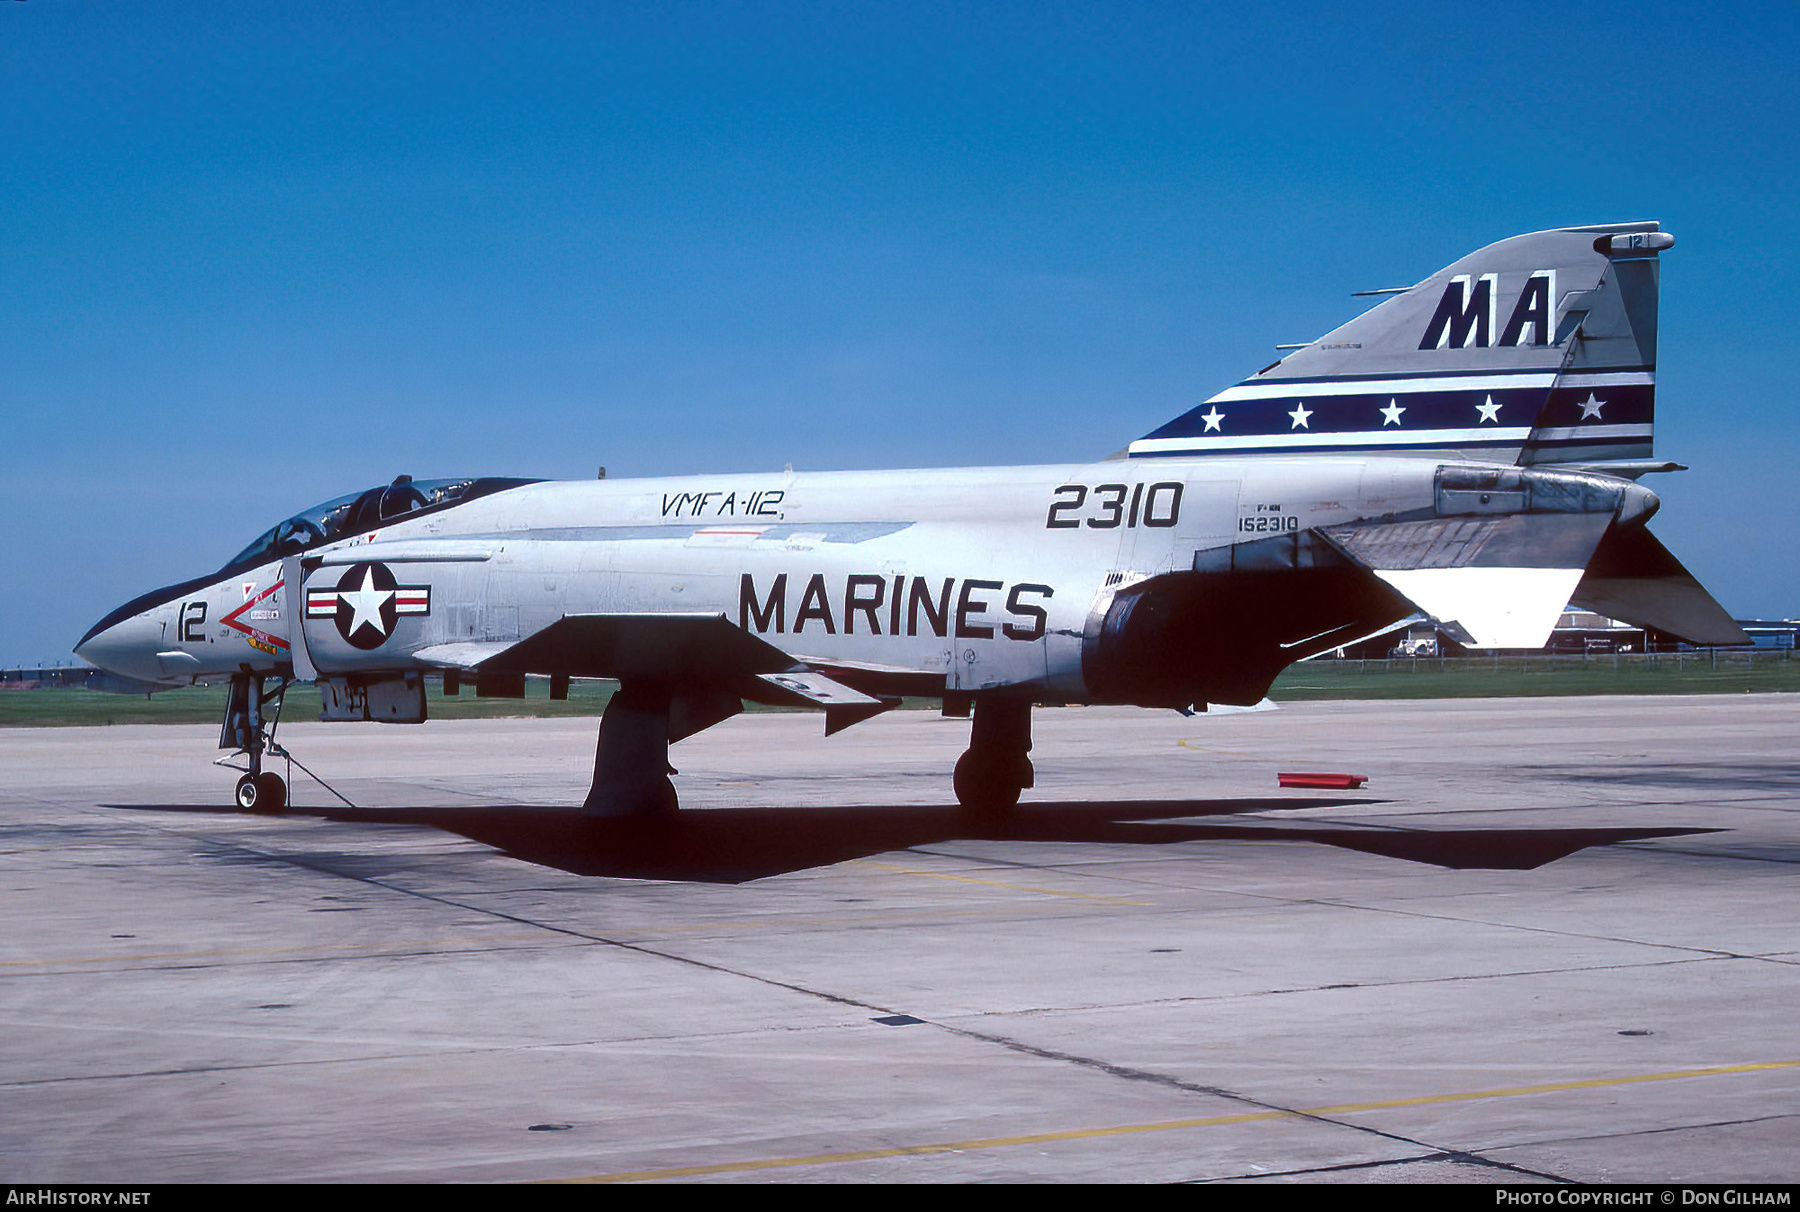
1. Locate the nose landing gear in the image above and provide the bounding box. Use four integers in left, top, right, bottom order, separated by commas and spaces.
221, 671, 290, 813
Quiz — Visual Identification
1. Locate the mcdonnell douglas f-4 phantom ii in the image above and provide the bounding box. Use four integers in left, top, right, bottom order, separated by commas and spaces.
76, 222, 1746, 816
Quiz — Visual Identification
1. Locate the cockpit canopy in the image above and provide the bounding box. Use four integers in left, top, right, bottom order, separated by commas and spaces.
222, 476, 540, 576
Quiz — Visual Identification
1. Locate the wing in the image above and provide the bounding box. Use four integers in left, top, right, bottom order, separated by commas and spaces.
414, 612, 898, 737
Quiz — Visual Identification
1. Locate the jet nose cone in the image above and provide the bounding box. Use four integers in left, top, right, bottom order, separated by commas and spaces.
74, 613, 170, 684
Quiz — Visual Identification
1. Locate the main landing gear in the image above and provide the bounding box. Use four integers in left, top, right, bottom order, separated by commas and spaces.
222, 672, 289, 813
584, 682, 681, 820
953, 698, 1034, 816
578, 681, 1036, 822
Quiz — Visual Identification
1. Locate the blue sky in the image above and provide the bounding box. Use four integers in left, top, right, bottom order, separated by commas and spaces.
4, 1, 1797, 666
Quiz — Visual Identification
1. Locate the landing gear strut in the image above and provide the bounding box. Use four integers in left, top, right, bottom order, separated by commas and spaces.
954, 698, 1034, 816
223, 672, 288, 813
584, 682, 678, 820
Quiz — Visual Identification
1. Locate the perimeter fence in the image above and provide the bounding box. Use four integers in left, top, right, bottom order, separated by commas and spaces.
1271, 646, 1799, 700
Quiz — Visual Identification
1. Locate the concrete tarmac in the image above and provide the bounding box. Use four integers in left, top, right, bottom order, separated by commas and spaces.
1, 695, 1796, 1184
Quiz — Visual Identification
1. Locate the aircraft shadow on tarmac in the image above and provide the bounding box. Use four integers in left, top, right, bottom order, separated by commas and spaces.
106, 798, 1719, 883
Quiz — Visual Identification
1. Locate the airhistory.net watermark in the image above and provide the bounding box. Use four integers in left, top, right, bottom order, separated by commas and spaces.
5, 1194, 150, 1206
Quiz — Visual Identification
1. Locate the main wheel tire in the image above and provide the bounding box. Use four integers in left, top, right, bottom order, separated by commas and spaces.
235, 774, 261, 811
585, 776, 679, 823
953, 752, 1026, 816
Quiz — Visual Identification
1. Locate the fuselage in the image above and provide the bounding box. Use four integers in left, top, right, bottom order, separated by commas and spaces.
75, 455, 1449, 703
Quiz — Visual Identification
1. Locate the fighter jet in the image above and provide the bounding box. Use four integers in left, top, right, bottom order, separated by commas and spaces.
75, 222, 1746, 817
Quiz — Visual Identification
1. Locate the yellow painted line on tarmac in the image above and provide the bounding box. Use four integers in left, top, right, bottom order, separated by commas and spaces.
1175, 737, 1252, 755
548, 1109, 1290, 1183
850, 860, 1146, 906
550, 1057, 1800, 1183
1304, 1057, 1800, 1115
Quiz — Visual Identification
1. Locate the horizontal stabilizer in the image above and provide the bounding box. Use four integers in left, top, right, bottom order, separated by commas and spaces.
1325, 512, 1613, 573
471, 612, 795, 680
1326, 509, 1614, 649
1570, 526, 1750, 646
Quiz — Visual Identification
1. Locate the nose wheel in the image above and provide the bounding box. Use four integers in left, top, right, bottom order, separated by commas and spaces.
234, 772, 288, 813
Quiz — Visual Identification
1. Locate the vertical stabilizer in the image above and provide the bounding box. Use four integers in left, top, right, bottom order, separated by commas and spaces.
1130, 223, 1668, 466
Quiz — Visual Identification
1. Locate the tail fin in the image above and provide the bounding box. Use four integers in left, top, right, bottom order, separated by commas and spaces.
1130, 223, 1667, 469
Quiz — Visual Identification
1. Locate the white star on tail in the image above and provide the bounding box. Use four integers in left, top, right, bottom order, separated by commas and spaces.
1201, 406, 1224, 432
339, 567, 394, 639
1288, 402, 1312, 429
1380, 399, 1405, 426
1578, 393, 1605, 420
1475, 395, 1502, 423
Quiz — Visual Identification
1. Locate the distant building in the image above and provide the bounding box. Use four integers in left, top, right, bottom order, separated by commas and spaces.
1, 666, 93, 689
2, 666, 168, 694
1735, 620, 1800, 650
1328, 610, 1782, 659
1545, 610, 1646, 655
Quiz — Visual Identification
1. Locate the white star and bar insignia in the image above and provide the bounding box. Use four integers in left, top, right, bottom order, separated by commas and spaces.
305, 562, 431, 650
